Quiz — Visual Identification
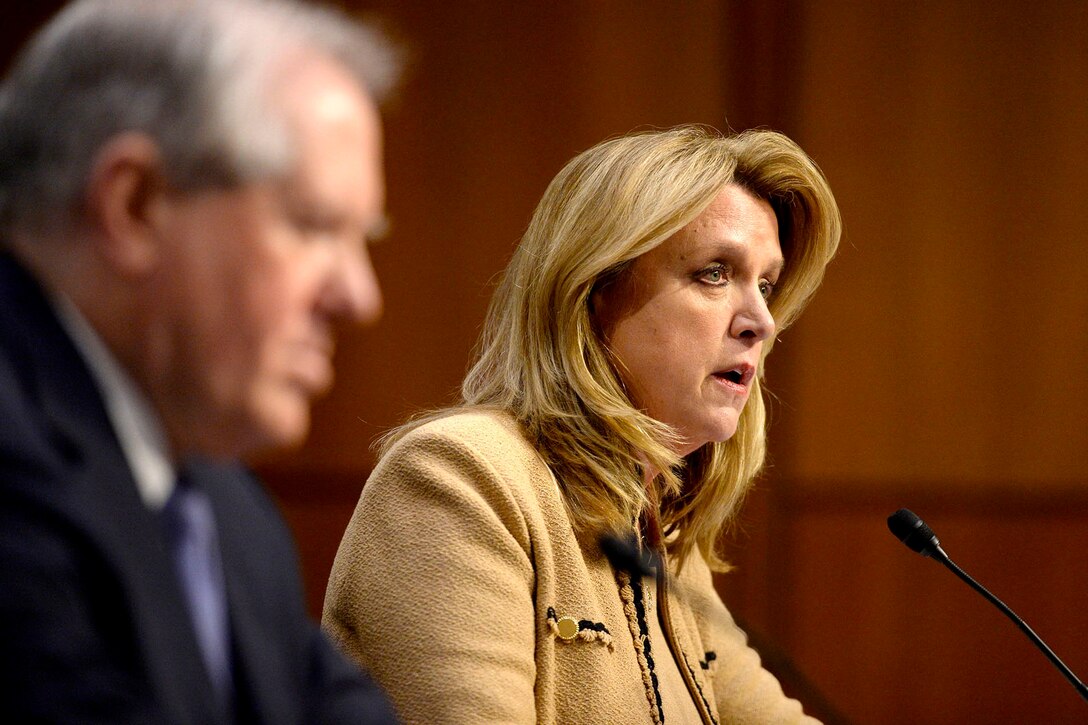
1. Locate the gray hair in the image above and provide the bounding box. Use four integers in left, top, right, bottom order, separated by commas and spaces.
0, 0, 400, 238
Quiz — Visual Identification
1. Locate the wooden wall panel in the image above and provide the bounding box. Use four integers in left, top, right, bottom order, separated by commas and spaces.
739, 483, 1088, 723
0, 3, 66, 70
776, 0, 1088, 485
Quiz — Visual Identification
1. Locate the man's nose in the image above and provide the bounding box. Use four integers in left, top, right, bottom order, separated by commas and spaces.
325, 242, 382, 325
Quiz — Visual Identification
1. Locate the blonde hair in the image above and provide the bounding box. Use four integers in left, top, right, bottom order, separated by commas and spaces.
385, 125, 840, 569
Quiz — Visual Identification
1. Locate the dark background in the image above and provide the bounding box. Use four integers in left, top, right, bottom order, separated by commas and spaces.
6, 2, 1088, 723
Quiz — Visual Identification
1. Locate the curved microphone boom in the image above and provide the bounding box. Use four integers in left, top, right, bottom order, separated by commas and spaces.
887, 508, 1088, 704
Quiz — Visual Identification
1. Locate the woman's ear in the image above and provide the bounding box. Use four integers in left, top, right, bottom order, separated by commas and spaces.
588, 284, 609, 340
589, 264, 632, 341
83, 132, 169, 276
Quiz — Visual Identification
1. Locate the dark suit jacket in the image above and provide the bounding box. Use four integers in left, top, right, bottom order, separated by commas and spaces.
0, 252, 396, 724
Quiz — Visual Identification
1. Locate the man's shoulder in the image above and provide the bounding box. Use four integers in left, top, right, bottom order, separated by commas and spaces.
0, 252, 54, 404
0, 251, 107, 471
188, 458, 297, 558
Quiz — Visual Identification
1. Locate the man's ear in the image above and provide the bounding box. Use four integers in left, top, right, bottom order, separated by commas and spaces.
84, 132, 170, 276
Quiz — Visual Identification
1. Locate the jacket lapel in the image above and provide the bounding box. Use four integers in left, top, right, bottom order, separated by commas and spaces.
0, 253, 222, 723
75, 461, 220, 723
188, 458, 300, 725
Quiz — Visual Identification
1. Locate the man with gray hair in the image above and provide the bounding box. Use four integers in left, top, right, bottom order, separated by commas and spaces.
0, 0, 399, 721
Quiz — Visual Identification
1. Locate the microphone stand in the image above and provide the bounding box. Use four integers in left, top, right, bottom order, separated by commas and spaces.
889, 508, 1088, 704
929, 546, 1088, 703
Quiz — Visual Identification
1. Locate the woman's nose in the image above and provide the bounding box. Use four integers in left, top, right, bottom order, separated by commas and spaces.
729, 287, 775, 342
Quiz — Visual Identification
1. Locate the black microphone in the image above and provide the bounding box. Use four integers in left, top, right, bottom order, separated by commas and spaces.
599, 532, 658, 579
887, 508, 1088, 704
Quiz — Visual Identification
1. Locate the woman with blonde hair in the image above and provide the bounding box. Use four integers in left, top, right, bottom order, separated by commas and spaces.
324, 125, 840, 724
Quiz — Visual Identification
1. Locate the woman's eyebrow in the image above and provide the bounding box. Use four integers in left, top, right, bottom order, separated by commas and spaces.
698, 239, 786, 276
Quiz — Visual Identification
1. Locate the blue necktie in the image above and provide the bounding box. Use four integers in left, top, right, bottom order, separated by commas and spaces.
163, 475, 234, 702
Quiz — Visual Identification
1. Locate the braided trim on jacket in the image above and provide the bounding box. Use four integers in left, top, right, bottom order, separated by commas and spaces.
618, 570, 665, 724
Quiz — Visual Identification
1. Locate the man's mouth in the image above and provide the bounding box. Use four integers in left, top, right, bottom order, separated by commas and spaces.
293, 343, 335, 393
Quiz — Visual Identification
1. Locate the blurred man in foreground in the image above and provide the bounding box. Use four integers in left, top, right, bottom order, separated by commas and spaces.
0, 0, 398, 721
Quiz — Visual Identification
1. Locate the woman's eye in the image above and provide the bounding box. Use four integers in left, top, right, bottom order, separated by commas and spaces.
759, 280, 776, 300
698, 265, 729, 285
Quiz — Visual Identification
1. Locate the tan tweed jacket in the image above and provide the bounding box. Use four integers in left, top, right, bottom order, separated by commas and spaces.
322, 409, 818, 725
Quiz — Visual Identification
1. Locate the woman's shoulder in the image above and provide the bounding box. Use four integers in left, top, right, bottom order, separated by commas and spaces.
362, 408, 566, 540
404, 406, 519, 435
391, 407, 529, 454
375, 407, 549, 491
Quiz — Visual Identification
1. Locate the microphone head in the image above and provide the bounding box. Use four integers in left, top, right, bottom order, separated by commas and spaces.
599, 532, 657, 578
887, 508, 942, 557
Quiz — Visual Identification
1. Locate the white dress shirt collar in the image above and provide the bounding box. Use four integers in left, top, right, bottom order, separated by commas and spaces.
53, 295, 175, 510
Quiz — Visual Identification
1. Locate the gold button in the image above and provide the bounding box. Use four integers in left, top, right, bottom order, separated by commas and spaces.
556, 616, 579, 641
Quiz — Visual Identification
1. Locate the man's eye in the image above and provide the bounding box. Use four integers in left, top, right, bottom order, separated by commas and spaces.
287, 206, 338, 237
302, 218, 336, 236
